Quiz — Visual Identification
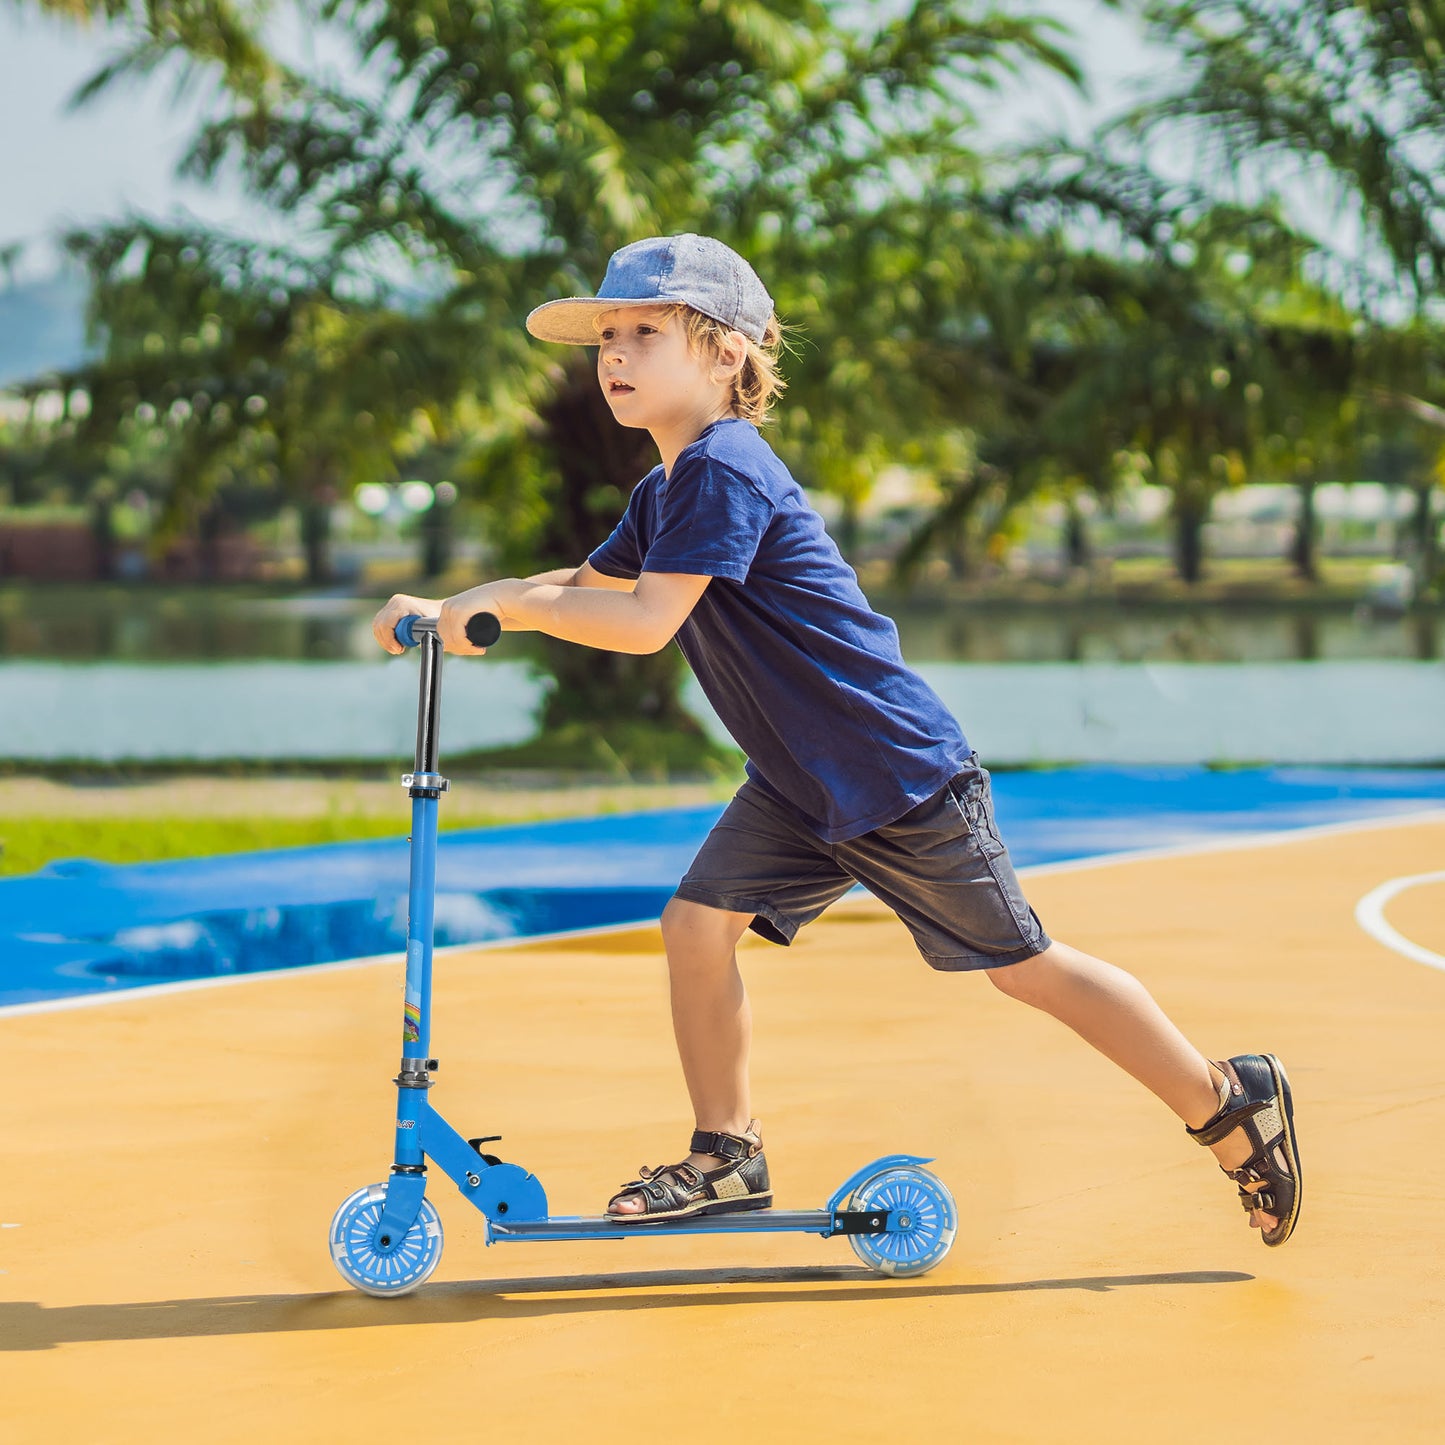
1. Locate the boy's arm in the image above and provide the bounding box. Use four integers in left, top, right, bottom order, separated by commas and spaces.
524, 564, 635, 591
438, 569, 709, 656
371, 562, 637, 655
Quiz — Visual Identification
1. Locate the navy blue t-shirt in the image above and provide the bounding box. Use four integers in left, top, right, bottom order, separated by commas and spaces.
588, 418, 970, 843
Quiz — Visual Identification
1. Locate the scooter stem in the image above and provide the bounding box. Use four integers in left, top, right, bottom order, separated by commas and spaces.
400, 623, 448, 1064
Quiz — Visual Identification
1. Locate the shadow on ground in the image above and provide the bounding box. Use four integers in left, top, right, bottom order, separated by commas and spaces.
2, 1267, 1254, 1350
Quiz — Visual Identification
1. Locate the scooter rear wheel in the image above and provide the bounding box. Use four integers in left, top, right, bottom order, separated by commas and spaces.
846, 1166, 957, 1277
329, 1183, 444, 1296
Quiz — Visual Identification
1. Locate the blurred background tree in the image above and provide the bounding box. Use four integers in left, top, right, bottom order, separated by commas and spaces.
4, 0, 1443, 750
1123, 0, 1445, 588
972, 159, 1371, 586
8, 0, 1087, 760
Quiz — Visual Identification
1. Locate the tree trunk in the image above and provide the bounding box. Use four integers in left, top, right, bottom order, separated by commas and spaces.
895, 469, 988, 584
1289, 476, 1318, 582
1064, 500, 1090, 570
946, 537, 971, 580
535, 362, 658, 565
90, 491, 116, 582
301, 494, 333, 586
535, 362, 706, 739
197, 502, 223, 582
1173, 487, 1209, 585
1411, 481, 1440, 590
420, 499, 451, 579
1390, 479, 1411, 560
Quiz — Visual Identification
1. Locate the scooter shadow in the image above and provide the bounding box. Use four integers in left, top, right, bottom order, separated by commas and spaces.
1, 1266, 1253, 1350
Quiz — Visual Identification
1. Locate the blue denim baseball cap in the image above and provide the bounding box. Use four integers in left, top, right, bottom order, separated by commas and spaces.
526, 234, 774, 345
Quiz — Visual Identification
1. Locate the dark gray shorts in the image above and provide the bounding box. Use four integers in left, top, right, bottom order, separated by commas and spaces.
674, 766, 1051, 971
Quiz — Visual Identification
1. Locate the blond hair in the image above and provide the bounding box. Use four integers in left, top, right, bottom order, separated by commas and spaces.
673, 305, 788, 426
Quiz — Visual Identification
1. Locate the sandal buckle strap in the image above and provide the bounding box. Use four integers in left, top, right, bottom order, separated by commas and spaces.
689, 1125, 760, 1161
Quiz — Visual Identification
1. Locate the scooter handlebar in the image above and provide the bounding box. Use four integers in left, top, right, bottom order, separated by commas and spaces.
394, 612, 501, 649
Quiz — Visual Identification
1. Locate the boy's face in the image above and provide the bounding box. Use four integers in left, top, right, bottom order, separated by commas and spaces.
594, 305, 734, 434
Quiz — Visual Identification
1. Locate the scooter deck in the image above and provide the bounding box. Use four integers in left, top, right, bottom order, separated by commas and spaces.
478, 1154, 930, 1245
488, 1207, 882, 1244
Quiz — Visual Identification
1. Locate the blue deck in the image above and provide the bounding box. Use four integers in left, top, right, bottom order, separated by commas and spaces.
3, 766, 1443, 1009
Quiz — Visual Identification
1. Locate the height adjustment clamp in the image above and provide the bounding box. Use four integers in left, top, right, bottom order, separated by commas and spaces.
402, 771, 450, 798
395, 1057, 440, 1088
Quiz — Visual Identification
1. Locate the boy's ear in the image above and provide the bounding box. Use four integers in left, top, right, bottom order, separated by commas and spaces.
712, 329, 749, 381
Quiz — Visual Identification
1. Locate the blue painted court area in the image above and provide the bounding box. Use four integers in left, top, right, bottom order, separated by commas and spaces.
3, 766, 1443, 1009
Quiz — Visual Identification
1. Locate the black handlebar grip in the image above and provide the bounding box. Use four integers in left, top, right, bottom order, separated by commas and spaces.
465, 611, 502, 648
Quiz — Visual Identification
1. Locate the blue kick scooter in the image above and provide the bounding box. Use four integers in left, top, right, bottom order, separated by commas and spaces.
328, 613, 958, 1296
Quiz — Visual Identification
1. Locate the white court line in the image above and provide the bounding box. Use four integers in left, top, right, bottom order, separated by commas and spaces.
4, 806, 1445, 1022
1355, 872, 1445, 973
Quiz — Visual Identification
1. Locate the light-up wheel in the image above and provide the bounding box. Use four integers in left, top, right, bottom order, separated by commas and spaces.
847, 1166, 956, 1277
329, 1183, 443, 1296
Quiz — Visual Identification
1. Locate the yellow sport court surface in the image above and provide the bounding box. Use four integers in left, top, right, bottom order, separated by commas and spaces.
3, 812, 1443, 1443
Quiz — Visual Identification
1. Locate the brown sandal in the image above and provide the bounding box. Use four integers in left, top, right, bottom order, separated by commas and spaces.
607, 1121, 772, 1224
1187, 1054, 1302, 1247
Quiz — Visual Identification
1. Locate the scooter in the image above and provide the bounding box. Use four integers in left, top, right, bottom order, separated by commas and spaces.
328, 613, 957, 1296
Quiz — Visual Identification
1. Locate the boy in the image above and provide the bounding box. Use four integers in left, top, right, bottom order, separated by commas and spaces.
372, 234, 1301, 1244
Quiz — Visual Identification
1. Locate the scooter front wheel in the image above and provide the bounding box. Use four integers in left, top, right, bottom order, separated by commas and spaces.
329, 1183, 444, 1296
846, 1166, 957, 1278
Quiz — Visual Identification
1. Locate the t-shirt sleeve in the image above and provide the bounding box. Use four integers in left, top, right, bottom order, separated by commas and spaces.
587, 483, 647, 579
639, 456, 776, 582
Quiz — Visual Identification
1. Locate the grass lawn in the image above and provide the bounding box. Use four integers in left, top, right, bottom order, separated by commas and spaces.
0, 774, 738, 876
0, 814, 413, 875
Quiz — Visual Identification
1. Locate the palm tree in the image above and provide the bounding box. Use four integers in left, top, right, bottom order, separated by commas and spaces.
1124, 0, 1445, 588
1131, 0, 1445, 310
21, 223, 479, 583
15, 0, 1086, 754
901, 153, 1368, 584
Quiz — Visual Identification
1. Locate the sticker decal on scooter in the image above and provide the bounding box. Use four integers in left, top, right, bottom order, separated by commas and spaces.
404, 943, 424, 1041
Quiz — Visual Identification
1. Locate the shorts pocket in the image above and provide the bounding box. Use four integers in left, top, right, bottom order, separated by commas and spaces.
949, 772, 1006, 861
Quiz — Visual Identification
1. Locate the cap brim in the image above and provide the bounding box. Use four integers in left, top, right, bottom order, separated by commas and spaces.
525, 295, 691, 346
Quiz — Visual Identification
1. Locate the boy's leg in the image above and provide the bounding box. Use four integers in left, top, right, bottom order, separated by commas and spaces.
608, 897, 757, 1216
604, 780, 857, 1215
986, 940, 1278, 1230
661, 897, 757, 1140
837, 768, 1295, 1239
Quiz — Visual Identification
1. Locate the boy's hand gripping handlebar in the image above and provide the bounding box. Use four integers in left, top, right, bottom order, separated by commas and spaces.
394, 612, 502, 649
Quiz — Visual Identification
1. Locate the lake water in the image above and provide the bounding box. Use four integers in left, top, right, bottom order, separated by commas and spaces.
0, 590, 1441, 766
1, 588, 1440, 663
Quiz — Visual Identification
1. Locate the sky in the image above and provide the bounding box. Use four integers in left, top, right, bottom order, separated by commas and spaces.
0, 1, 1167, 283
0, 5, 265, 280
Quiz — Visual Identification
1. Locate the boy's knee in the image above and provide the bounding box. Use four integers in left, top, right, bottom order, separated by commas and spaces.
659, 896, 711, 947
660, 897, 751, 962
985, 947, 1057, 1004
985, 958, 1030, 1000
